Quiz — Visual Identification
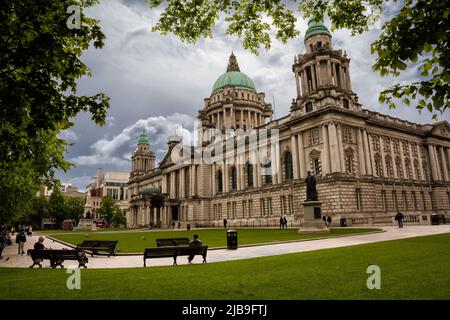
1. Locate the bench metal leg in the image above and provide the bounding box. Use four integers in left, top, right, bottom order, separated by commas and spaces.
173, 256, 177, 266
143, 259, 146, 268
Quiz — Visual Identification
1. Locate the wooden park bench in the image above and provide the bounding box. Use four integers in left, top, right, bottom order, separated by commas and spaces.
143, 245, 208, 267
27, 249, 88, 269
76, 240, 118, 256
156, 237, 190, 247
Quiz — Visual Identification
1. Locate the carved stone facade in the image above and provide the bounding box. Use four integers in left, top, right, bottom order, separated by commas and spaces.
127, 19, 450, 228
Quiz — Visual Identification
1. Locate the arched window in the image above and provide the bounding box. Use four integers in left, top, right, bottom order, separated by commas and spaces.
284, 152, 293, 180
231, 167, 237, 190
262, 156, 272, 184
395, 157, 403, 178
414, 160, 421, 180
422, 161, 430, 181
385, 155, 394, 178
184, 167, 190, 196
344, 148, 355, 174
217, 170, 223, 192
405, 158, 413, 180
374, 153, 383, 177
343, 98, 349, 109
246, 162, 253, 187
309, 150, 322, 175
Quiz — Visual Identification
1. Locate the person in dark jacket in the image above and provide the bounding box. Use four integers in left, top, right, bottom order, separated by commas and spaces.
327, 215, 332, 227
279, 217, 284, 229
0, 230, 7, 259
34, 236, 46, 250
16, 230, 27, 255
223, 219, 228, 229
188, 234, 203, 263
283, 217, 288, 229
395, 212, 404, 228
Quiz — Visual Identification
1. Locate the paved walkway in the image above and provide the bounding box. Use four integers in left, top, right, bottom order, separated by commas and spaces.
1, 225, 449, 269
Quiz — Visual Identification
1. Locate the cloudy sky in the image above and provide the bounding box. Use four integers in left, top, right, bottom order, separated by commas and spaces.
58, 0, 448, 191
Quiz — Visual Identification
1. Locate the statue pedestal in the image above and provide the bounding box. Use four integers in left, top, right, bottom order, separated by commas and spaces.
297, 201, 330, 234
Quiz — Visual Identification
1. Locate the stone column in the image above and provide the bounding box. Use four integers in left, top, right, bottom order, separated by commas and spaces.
328, 122, 341, 173
409, 144, 416, 180
297, 132, 306, 178
336, 123, 345, 173
362, 129, 373, 175
428, 144, 439, 181
295, 73, 301, 97
311, 64, 317, 91
301, 71, 308, 96
345, 64, 352, 90
291, 134, 299, 179
389, 139, 398, 178
379, 136, 387, 177
240, 109, 244, 129
357, 128, 366, 175
271, 142, 277, 184
321, 124, 330, 174
368, 134, 377, 176
180, 168, 185, 198
223, 108, 227, 129
400, 141, 407, 179
418, 147, 425, 181
339, 65, 346, 89
236, 157, 241, 190
439, 146, 449, 181
315, 63, 322, 88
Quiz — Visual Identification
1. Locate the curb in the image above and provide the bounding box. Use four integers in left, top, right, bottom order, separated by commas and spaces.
47, 228, 385, 257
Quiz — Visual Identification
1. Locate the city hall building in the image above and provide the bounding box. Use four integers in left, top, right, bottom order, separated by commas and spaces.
127, 20, 450, 228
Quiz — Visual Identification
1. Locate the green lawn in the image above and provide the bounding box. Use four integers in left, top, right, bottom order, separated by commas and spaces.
1, 233, 450, 299
51, 228, 380, 252
34, 227, 130, 234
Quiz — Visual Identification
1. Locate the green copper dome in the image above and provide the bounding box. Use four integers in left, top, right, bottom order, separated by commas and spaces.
138, 130, 149, 145
212, 52, 256, 93
305, 18, 331, 39
212, 71, 256, 93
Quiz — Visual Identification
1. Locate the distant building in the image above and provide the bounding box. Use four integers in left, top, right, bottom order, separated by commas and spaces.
84, 168, 130, 219
37, 182, 84, 198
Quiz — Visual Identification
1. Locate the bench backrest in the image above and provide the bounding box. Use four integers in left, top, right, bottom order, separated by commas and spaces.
78, 240, 118, 248
28, 249, 82, 259
156, 238, 190, 247
144, 247, 178, 257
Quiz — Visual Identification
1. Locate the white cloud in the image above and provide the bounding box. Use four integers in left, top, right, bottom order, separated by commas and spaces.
70, 112, 196, 169
58, 129, 79, 142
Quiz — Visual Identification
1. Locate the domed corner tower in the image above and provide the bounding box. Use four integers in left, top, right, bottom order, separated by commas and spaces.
201, 52, 273, 133
131, 129, 156, 177
291, 18, 362, 117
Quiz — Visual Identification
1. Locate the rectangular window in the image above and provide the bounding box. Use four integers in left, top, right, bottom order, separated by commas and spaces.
267, 198, 273, 215
227, 202, 231, 218
412, 192, 418, 210
306, 102, 313, 113
248, 200, 252, 218
402, 191, 407, 211
421, 192, 426, 210
113, 189, 118, 200
107, 189, 112, 198
392, 191, 398, 211
289, 195, 294, 215
381, 191, 387, 212
242, 200, 246, 218
283, 196, 288, 215
260, 199, 265, 216
356, 188, 362, 211
429, 192, 435, 210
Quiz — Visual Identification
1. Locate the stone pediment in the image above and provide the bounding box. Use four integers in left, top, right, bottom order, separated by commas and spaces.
429, 121, 450, 139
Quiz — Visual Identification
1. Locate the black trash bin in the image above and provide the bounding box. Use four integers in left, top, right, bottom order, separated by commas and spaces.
227, 229, 238, 250
187, 224, 191, 230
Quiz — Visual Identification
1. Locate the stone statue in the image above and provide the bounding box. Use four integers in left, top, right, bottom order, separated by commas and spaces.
305, 171, 318, 201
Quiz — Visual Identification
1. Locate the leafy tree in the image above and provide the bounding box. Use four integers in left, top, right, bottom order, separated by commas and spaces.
111, 207, 127, 228
97, 196, 115, 224
27, 194, 50, 228
147, 0, 449, 117
65, 197, 84, 224
48, 184, 67, 227
0, 0, 109, 224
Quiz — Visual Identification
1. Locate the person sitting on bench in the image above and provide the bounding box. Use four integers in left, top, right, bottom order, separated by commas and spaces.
188, 234, 202, 263
34, 236, 45, 250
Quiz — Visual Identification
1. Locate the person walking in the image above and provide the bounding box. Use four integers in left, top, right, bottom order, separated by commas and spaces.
16, 229, 27, 255
0, 230, 7, 259
395, 212, 404, 228
327, 215, 332, 227
223, 218, 228, 229
279, 216, 284, 229
283, 217, 288, 229
26, 225, 32, 237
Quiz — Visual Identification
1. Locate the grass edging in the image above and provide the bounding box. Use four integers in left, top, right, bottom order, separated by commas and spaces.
46, 228, 384, 256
